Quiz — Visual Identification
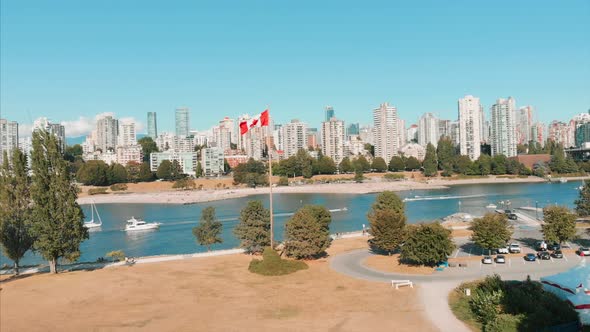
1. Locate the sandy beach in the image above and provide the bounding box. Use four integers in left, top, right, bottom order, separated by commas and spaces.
77, 174, 561, 205
0, 237, 435, 332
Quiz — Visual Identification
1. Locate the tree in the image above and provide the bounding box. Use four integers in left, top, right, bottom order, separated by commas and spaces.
575, 181, 590, 217
76, 160, 109, 186
284, 205, 332, 259
171, 160, 184, 180
138, 161, 155, 182
156, 160, 173, 180
233, 201, 270, 253
364, 143, 375, 157
107, 163, 128, 184
353, 155, 370, 173
477, 154, 492, 175
453, 155, 473, 175
173, 177, 196, 190
437, 136, 456, 171
542, 206, 576, 245
389, 156, 405, 172
223, 158, 231, 174
138, 137, 159, 162
126, 161, 142, 182
0, 149, 35, 275
316, 156, 337, 174
339, 157, 353, 173
64, 144, 83, 162
233, 158, 267, 187
192, 206, 223, 251
470, 213, 513, 253
30, 130, 88, 273
195, 161, 203, 178
371, 157, 387, 173
405, 156, 421, 171
354, 169, 364, 183
400, 222, 455, 266
367, 191, 406, 254
491, 155, 507, 175
423, 143, 438, 177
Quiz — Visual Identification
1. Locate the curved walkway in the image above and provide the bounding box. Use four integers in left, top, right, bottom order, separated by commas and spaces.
330, 249, 586, 332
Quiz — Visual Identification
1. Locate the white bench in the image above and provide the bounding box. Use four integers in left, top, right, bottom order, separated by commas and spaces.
391, 279, 413, 289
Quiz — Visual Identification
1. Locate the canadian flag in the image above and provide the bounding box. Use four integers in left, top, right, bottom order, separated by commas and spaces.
240, 109, 270, 135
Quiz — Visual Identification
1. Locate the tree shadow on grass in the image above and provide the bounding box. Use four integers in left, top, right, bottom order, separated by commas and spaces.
0, 273, 35, 285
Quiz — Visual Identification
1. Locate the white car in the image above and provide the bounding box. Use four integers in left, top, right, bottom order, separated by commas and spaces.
577, 247, 590, 256
497, 247, 509, 254
509, 243, 521, 253
482, 256, 493, 264
495, 255, 506, 264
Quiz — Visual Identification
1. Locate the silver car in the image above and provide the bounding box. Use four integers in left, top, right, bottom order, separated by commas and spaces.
495, 255, 506, 264
482, 256, 493, 264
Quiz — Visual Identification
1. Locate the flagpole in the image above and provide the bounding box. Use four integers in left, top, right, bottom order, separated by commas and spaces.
267, 108, 274, 248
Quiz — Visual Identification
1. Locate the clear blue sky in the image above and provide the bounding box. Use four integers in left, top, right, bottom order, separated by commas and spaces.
1, 0, 589, 136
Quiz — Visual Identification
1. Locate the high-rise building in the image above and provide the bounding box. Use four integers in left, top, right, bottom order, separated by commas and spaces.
359, 125, 374, 145
438, 119, 451, 140
175, 107, 190, 137
418, 113, 439, 148
325, 106, 335, 122
32, 117, 66, 152
282, 120, 307, 158
118, 121, 137, 146
211, 117, 234, 151
548, 121, 572, 148
458, 95, 483, 160
450, 121, 460, 147
397, 119, 406, 150
307, 128, 318, 149
0, 119, 19, 164
531, 122, 546, 147
96, 115, 119, 152
321, 117, 346, 164
516, 106, 534, 145
373, 102, 399, 162
273, 124, 284, 151
201, 147, 225, 177
407, 124, 418, 143
347, 123, 360, 136
575, 123, 590, 147
147, 112, 158, 139
490, 97, 517, 157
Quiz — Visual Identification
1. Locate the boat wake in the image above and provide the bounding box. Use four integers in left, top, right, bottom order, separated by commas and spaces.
403, 194, 489, 202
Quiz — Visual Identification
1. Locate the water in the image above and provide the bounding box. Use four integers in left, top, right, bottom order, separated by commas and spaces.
1, 181, 582, 266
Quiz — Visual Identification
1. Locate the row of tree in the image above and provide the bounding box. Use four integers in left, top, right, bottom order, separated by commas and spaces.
0, 131, 88, 274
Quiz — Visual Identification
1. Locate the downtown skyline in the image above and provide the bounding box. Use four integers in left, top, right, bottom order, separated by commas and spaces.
1, 1, 589, 133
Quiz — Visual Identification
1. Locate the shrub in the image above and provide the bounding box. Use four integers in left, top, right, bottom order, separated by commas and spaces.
109, 183, 128, 191
88, 188, 108, 195
248, 247, 308, 276
486, 314, 522, 332
278, 176, 289, 186
105, 250, 125, 262
173, 178, 196, 190
383, 173, 404, 181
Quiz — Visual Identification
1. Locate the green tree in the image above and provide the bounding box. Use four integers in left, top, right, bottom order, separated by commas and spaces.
76, 160, 109, 186
477, 154, 492, 175
0, 149, 35, 275
364, 143, 375, 157
470, 213, 513, 254
405, 156, 421, 171
233, 201, 270, 253
192, 206, 223, 251
491, 155, 507, 175
542, 206, 576, 245
354, 169, 364, 183
353, 155, 370, 173
389, 156, 405, 172
233, 158, 267, 186
423, 143, 438, 177
371, 157, 387, 173
223, 158, 231, 174
125, 161, 142, 182
195, 161, 203, 178
367, 191, 406, 254
30, 130, 88, 273
156, 160, 173, 180
453, 155, 473, 175
284, 205, 332, 259
575, 181, 590, 216
437, 136, 456, 171
138, 161, 155, 182
339, 157, 353, 173
400, 222, 455, 266
316, 156, 337, 174
138, 137, 159, 162
173, 177, 195, 190
171, 160, 184, 180
64, 144, 83, 162
107, 163, 128, 184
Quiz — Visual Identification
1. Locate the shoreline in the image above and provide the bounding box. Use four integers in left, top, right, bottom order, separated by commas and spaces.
76, 175, 574, 205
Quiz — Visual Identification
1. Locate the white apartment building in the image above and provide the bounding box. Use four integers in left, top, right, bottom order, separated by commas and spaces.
0, 119, 19, 164
516, 106, 534, 145
531, 122, 546, 147
201, 147, 225, 177
321, 117, 346, 164
156, 133, 195, 153
359, 125, 374, 146
548, 121, 573, 148
116, 145, 142, 165
96, 115, 119, 152
282, 120, 307, 158
399, 142, 426, 162
406, 124, 418, 143
458, 95, 483, 160
150, 150, 198, 176
118, 122, 137, 146
490, 97, 517, 157
397, 119, 406, 149
345, 135, 367, 157
272, 125, 284, 151
373, 103, 399, 162
418, 113, 439, 148
243, 126, 265, 160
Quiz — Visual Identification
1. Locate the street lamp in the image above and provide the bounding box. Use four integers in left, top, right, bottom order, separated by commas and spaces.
535, 201, 539, 220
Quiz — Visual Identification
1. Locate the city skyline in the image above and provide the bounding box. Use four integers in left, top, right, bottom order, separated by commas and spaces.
1, 1, 589, 134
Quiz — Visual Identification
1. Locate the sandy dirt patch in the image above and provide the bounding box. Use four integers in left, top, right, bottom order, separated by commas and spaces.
364, 254, 434, 275
0, 237, 435, 332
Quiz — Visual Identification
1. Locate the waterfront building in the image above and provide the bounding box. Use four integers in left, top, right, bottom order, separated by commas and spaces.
345, 135, 367, 157
575, 123, 590, 147
282, 119, 307, 158
531, 122, 546, 147
201, 147, 225, 177
548, 121, 573, 148
458, 95, 483, 160
116, 145, 142, 165
175, 107, 190, 137
0, 118, 18, 164
150, 150, 198, 176
147, 112, 158, 139
373, 102, 399, 162
321, 117, 346, 164
516, 106, 534, 145
118, 121, 137, 146
156, 132, 194, 152
418, 113, 439, 148
490, 97, 517, 157
95, 115, 119, 153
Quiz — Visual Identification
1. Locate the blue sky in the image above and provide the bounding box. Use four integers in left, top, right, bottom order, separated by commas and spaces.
1, 0, 589, 136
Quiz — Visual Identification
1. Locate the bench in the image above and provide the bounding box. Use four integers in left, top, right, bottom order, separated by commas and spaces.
391, 279, 413, 289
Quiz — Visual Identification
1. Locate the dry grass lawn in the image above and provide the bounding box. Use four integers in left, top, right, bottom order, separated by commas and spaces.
364, 254, 434, 275
0, 237, 435, 332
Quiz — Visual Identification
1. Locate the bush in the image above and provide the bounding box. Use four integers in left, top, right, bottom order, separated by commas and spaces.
486, 314, 522, 332
109, 183, 128, 191
248, 247, 308, 276
383, 173, 404, 181
105, 250, 125, 262
88, 188, 108, 195
172, 177, 196, 190
278, 176, 289, 186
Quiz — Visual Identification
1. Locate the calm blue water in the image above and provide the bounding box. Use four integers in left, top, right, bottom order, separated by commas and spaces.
0, 181, 582, 266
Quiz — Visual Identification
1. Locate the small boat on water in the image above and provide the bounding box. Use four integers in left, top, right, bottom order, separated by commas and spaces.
559, 177, 568, 183
125, 217, 160, 231
329, 207, 348, 212
486, 203, 497, 209
83, 201, 102, 229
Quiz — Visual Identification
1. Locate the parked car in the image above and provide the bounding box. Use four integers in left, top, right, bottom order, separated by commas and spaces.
552, 250, 564, 259
577, 247, 590, 256
482, 256, 493, 264
548, 243, 561, 251
524, 253, 537, 261
507, 213, 518, 220
509, 243, 521, 253
535, 241, 548, 251
495, 255, 506, 264
537, 251, 550, 260
497, 247, 509, 254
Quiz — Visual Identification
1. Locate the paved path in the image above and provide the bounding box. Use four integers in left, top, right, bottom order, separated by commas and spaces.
330, 249, 586, 332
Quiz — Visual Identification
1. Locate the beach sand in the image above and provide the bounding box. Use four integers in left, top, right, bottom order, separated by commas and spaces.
0, 237, 436, 332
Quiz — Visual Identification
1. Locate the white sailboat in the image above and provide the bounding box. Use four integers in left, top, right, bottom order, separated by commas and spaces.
83, 201, 102, 229
125, 217, 160, 231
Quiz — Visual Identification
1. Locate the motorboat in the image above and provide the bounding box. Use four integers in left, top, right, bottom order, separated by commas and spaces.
125, 217, 160, 231
83, 201, 102, 229
486, 203, 497, 209
559, 177, 568, 183
329, 207, 348, 212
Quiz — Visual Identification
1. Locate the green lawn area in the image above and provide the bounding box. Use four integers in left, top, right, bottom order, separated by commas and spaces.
248, 247, 308, 276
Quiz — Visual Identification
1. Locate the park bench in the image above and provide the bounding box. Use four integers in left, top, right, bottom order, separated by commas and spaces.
391, 279, 413, 289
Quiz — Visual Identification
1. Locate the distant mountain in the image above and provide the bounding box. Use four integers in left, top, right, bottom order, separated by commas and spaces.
66, 134, 147, 147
